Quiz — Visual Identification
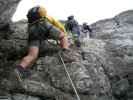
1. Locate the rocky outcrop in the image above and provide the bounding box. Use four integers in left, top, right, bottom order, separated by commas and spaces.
0, 0, 21, 41
90, 10, 133, 100
0, 0, 133, 99
90, 10, 133, 76
0, 0, 21, 29
0, 20, 114, 100
0, 20, 115, 100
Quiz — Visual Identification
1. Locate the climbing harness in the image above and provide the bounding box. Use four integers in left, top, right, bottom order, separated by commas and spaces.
58, 52, 81, 100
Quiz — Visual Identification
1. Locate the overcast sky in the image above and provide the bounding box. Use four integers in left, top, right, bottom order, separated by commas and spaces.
12, 0, 133, 24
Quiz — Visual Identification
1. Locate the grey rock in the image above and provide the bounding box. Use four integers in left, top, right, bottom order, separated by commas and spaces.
89, 10, 133, 100
12, 94, 41, 100
1, 3, 133, 100
0, 20, 113, 100
114, 10, 133, 25
0, 94, 41, 100
112, 79, 129, 99
0, 0, 21, 29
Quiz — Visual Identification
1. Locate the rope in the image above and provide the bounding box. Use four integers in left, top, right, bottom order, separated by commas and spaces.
58, 53, 81, 100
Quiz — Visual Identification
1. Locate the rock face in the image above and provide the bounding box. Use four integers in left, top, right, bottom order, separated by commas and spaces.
0, 20, 113, 100
0, 1, 133, 99
90, 10, 133, 100
0, 0, 21, 29
90, 10, 133, 77
0, 0, 21, 41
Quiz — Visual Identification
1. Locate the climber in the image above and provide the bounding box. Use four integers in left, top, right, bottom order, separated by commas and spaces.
65, 15, 81, 47
82, 22, 92, 33
14, 5, 69, 80
82, 22, 93, 38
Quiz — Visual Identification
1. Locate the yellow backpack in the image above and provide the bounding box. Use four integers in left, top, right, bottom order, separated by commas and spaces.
46, 16, 67, 36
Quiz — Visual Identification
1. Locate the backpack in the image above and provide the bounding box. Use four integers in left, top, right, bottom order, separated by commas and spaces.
27, 6, 67, 36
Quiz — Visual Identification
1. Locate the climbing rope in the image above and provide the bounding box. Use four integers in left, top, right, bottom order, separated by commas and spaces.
58, 53, 81, 100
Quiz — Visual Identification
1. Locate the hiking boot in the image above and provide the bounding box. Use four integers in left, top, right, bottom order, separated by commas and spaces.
14, 66, 31, 81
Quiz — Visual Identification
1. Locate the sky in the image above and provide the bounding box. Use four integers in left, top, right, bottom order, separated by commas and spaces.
12, 0, 133, 24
